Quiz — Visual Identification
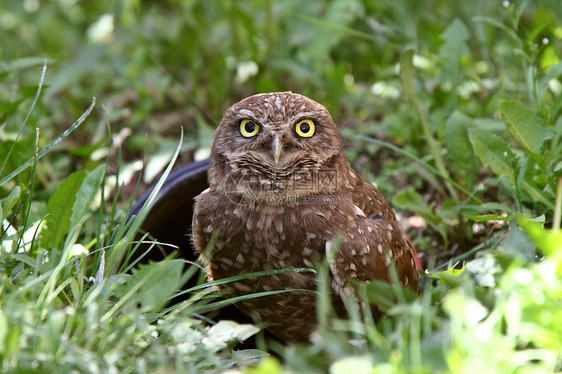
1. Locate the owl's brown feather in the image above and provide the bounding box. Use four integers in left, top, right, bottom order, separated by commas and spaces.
192, 92, 420, 342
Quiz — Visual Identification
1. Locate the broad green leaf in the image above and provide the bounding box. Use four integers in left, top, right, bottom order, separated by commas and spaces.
518, 218, 562, 257
500, 100, 551, 156
499, 221, 537, 261
440, 19, 470, 56
429, 263, 467, 287
69, 165, 105, 228
44, 171, 86, 248
439, 18, 470, 83
393, 187, 440, 226
204, 320, 260, 352
468, 128, 515, 182
444, 111, 476, 168
114, 259, 186, 314
473, 118, 506, 132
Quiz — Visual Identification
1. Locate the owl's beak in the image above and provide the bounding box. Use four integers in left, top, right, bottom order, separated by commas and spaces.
272, 135, 283, 164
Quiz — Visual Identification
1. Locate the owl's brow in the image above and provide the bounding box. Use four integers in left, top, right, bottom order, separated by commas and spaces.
292, 112, 321, 123
232, 110, 322, 126
237, 109, 256, 119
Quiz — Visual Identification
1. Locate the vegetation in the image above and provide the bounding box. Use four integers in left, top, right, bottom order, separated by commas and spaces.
1, 0, 561, 372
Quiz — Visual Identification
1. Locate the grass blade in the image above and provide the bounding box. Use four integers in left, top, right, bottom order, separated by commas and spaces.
0, 98, 96, 187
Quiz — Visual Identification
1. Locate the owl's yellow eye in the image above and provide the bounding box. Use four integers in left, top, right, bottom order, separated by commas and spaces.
240, 119, 260, 137
295, 119, 315, 137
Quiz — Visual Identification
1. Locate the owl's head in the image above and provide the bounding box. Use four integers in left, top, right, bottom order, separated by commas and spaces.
208, 92, 348, 202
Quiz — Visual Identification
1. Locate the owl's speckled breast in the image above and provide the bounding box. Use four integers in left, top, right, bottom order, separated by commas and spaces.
193, 190, 357, 341
199, 190, 349, 274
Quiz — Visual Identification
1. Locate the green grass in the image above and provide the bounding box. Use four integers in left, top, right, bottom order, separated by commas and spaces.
1, 0, 562, 372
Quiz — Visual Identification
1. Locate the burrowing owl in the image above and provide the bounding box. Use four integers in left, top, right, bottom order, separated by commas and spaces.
192, 92, 421, 342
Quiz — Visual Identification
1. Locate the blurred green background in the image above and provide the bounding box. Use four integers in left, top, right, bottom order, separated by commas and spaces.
1, 1, 561, 372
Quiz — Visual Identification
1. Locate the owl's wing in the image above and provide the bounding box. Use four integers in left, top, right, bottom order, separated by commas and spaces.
346, 170, 396, 221
191, 188, 214, 261
326, 215, 420, 295
326, 171, 421, 307
347, 171, 423, 270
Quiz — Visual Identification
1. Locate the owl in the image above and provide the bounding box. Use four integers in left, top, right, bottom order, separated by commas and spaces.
192, 92, 421, 342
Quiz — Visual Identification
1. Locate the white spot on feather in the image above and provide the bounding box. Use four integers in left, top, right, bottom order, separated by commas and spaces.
239, 109, 255, 118
274, 220, 283, 234
221, 258, 234, 266
385, 254, 392, 266
234, 282, 251, 292
354, 205, 366, 218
